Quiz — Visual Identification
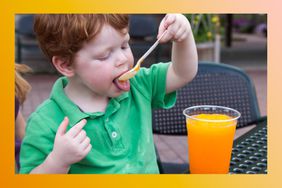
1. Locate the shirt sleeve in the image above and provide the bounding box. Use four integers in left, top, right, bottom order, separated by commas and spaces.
19, 112, 56, 174
131, 62, 177, 109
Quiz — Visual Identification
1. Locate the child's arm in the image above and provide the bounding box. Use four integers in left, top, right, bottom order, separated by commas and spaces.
158, 14, 198, 94
30, 117, 92, 174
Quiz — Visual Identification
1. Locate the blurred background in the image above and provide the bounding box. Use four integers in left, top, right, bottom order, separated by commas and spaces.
15, 14, 267, 168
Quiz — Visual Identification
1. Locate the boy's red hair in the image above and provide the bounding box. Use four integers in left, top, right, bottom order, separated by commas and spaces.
34, 14, 129, 63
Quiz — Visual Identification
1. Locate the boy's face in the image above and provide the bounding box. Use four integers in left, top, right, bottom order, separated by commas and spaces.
71, 24, 134, 98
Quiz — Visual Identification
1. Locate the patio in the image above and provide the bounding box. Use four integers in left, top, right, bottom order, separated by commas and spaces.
20, 32, 267, 168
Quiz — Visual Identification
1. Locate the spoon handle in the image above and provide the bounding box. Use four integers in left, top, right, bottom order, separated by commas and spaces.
138, 30, 168, 63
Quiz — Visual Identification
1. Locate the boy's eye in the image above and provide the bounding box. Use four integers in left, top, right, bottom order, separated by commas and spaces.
98, 56, 109, 61
97, 53, 110, 61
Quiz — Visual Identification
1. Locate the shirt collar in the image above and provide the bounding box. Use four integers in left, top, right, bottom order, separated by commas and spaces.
50, 77, 89, 127
50, 77, 129, 127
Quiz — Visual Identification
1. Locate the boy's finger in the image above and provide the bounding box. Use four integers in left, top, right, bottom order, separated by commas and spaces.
158, 15, 172, 38
83, 144, 92, 155
174, 26, 185, 41
159, 27, 174, 43
66, 119, 87, 138
158, 21, 167, 39
80, 137, 91, 150
56, 117, 69, 136
164, 14, 176, 28
75, 130, 87, 143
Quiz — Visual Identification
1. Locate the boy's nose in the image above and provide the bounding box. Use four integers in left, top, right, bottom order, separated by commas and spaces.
115, 51, 128, 67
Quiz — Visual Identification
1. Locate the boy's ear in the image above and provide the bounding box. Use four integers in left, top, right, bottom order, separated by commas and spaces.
52, 56, 74, 77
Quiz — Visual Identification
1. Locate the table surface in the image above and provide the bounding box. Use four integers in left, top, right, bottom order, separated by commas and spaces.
229, 119, 267, 174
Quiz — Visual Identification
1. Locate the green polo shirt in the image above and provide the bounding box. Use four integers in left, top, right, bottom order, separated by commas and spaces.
20, 62, 176, 174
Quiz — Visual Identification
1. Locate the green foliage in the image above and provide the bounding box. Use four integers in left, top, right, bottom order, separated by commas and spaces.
186, 14, 222, 43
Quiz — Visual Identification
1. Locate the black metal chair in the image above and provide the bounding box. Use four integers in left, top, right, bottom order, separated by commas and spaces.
153, 62, 265, 174
129, 15, 161, 67
15, 15, 40, 63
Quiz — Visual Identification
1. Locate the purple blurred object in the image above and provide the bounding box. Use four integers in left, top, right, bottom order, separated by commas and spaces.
15, 139, 21, 169
15, 97, 21, 170
255, 23, 267, 37
233, 18, 255, 33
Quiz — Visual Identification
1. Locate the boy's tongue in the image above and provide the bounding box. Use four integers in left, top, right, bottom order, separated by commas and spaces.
114, 79, 130, 91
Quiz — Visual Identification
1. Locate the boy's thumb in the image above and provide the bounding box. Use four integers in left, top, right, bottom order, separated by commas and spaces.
57, 117, 69, 135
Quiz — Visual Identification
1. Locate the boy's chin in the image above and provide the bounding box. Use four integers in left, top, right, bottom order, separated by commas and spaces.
110, 90, 128, 98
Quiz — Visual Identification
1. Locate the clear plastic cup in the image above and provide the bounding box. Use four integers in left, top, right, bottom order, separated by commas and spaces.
183, 105, 241, 174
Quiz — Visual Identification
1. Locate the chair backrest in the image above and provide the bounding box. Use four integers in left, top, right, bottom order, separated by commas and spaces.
129, 15, 160, 66
129, 15, 158, 39
152, 62, 261, 135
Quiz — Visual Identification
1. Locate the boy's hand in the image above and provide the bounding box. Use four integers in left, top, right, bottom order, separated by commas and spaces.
158, 14, 192, 43
49, 117, 92, 168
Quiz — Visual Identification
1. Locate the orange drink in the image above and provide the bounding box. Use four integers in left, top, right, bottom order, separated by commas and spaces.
183, 105, 240, 174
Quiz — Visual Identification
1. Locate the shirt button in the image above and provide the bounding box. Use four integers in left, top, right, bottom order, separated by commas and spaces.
111, 131, 117, 138
105, 118, 109, 123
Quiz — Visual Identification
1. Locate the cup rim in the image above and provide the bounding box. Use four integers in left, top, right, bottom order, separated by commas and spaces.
183, 105, 241, 123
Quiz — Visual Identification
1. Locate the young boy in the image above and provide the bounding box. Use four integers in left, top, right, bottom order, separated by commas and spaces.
20, 14, 198, 174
